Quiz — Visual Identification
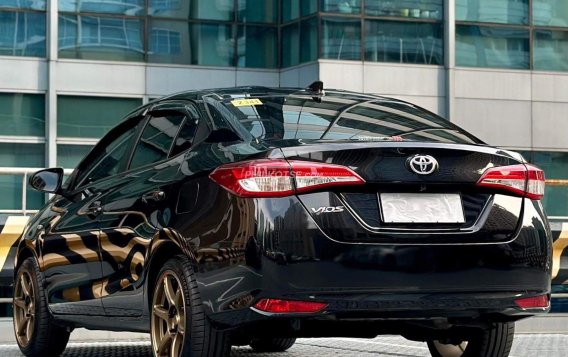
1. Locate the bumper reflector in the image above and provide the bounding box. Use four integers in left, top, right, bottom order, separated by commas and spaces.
253, 298, 328, 314
515, 295, 549, 309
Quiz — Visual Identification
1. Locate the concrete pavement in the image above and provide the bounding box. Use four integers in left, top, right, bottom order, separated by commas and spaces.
0, 316, 566, 356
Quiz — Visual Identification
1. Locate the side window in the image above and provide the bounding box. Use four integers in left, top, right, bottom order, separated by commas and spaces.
129, 114, 185, 170
170, 118, 198, 157
77, 124, 138, 187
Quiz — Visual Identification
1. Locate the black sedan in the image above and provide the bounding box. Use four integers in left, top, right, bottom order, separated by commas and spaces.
13, 84, 551, 357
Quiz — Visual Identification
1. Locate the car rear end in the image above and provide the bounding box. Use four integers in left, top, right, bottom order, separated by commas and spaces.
205, 89, 552, 347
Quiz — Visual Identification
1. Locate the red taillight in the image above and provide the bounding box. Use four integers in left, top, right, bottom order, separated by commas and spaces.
476, 164, 545, 200
253, 298, 328, 314
515, 294, 549, 309
209, 159, 364, 198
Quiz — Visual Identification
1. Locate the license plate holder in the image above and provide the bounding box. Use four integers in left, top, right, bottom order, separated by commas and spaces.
379, 193, 465, 224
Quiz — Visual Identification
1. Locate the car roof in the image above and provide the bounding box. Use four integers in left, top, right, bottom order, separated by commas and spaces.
152, 86, 409, 106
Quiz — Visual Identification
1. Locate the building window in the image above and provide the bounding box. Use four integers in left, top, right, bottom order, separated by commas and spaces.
365, 0, 443, 19
456, 0, 529, 25
0, 143, 44, 210
237, 0, 278, 24
58, 15, 145, 61
533, 0, 568, 27
147, 21, 235, 66
59, 0, 145, 15
365, 21, 443, 65
282, 23, 300, 67
321, 17, 361, 60
0, 93, 45, 137
456, 25, 529, 69
190, 23, 234, 66
321, 0, 361, 14
532, 0, 568, 72
301, 0, 317, 17
300, 17, 318, 63
150, 26, 182, 55
237, 25, 278, 68
534, 30, 568, 71
523, 151, 568, 217
0, 4, 46, 57
455, 0, 568, 72
57, 145, 94, 169
188, 0, 234, 21
282, 0, 300, 23
148, 0, 184, 18
147, 20, 186, 63
57, 96, 142, 139
455, 1, 530, 70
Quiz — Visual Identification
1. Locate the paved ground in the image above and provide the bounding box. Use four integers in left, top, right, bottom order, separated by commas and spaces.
0, 316, 566, 356
0, 334, 566, 356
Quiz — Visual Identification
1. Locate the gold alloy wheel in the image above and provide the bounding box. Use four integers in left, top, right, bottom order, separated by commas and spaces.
432, 341, 468, 357
151, 271, 186, 357
13, 270, 35, 347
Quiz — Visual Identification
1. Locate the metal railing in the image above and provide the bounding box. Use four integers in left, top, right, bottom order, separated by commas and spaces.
0, 168, 73, 216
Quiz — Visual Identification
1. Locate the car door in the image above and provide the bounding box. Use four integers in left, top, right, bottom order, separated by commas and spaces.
40, 116, 142, 315
97, 102, 200, 316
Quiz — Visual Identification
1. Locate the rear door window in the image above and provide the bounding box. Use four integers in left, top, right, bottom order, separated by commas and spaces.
170, 118, 198, 157
129, 114, 185, 170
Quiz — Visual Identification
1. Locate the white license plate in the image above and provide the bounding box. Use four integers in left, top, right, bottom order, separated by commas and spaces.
380, 193, 465, 224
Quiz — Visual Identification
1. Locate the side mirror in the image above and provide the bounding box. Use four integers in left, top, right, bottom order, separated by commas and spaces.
29, 168, 64, 194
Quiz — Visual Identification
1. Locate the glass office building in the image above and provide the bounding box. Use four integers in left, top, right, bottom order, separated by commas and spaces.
0, 0, 567, 219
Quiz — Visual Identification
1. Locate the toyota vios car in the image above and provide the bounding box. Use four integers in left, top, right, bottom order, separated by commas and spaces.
14, 84, 551, 357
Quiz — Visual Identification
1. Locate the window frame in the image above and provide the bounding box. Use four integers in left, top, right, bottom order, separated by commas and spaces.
66, 112, 147, 192
125, 101, 202, 171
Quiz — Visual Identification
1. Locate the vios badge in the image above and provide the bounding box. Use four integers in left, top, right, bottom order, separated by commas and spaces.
311, 206, 345, 214
407, 155, 439, 175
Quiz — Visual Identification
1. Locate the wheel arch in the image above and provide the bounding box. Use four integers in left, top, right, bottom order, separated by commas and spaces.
144, 228, 198, 316
14, 241, 39, 276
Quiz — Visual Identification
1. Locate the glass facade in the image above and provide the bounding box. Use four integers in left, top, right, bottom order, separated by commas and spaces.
57, 144, 93, 169
456, 0, 568, 71
522, 151, 568, 217
57, 96, 142, 138
237, 25, 278, 68
533, 0, 568, 27
456, 26, 529, 69
319, 0, 445, 66
59, 15, 145, 61
0, 0, 567, 217
534, 30, 568, 71
0, 143, 44, 210
0, 1, 564, 72
0, 93, 44, 137
365, 0, 443, 19
57, 0, 278, 68
321, 0, 361, 14
365, 20, 443, 65
0, 1, 46, 57
457, 0, 529, 25
321, 17, 361, 60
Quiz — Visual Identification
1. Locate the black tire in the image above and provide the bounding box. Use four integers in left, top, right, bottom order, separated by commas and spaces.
250, 337, 297, 352
150, 255, 230, 357
14, 257, 71, 357
427, 322, 515, 357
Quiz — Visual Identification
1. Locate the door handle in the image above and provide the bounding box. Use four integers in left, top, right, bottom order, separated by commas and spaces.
79, 201, 102, 217
142, 190, 165, 204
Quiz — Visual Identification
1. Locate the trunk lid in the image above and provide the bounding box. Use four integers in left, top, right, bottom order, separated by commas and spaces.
274, 140, 525, 244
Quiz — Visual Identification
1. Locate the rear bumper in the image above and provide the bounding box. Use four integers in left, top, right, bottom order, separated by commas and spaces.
210, 290, 549, 339
197, 196, 552, 332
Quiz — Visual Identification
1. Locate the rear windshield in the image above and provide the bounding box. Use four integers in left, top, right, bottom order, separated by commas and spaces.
219, 94, 482, 145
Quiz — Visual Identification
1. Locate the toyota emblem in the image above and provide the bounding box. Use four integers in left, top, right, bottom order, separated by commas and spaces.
407, 155, 438, 175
